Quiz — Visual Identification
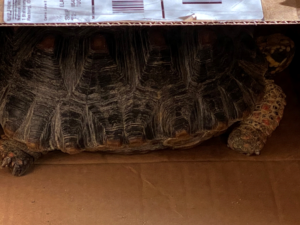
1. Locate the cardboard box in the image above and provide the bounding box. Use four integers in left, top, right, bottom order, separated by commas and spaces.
0, 65, 299, 224
0, 3, 299, 224
0, 0, 299, 25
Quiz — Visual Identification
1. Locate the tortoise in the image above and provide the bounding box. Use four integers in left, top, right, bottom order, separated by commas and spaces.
0, 27, 291, 176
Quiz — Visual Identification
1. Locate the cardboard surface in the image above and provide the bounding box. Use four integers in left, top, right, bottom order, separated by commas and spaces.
262, 0, 300, 21
0, 0, 299, 24
0, 71, 300, 224
1, 162, 300, 225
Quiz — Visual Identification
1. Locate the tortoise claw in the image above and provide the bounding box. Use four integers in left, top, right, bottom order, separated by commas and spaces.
1, 156, 11, 167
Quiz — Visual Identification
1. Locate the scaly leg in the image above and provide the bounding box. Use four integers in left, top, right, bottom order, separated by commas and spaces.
228, 80, 286, 155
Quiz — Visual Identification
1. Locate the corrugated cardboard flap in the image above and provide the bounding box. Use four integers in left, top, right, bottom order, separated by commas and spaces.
0, 0, 299, 25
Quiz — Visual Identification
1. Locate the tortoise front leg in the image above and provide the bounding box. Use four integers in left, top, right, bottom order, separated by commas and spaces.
228, 80, 286, 155
0, 138, 42, 176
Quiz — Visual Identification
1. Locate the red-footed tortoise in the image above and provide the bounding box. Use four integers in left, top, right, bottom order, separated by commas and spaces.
0, 27, 293, 176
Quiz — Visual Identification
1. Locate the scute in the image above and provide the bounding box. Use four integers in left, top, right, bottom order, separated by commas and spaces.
0, 27, 267, 153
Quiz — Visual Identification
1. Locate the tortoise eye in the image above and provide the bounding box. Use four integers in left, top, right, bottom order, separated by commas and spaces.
37, 35, 56, 51
90, 34, 109, 53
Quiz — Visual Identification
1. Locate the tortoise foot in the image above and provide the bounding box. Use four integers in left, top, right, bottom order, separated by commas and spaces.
1, 150, 34, 176
0, 139, 42, 176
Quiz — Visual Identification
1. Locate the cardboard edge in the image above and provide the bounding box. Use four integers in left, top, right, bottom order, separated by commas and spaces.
0, 0, 299, 26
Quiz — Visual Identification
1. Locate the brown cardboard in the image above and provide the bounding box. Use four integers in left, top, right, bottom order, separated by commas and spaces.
0, 0, 299, 25
0, 70, 300, 224
1, 161, 300, 225
262, 0, 299, 21
0, 0, 2, 24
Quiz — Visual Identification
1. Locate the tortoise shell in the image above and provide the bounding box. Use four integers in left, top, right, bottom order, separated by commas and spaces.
0, 27, 267, 154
